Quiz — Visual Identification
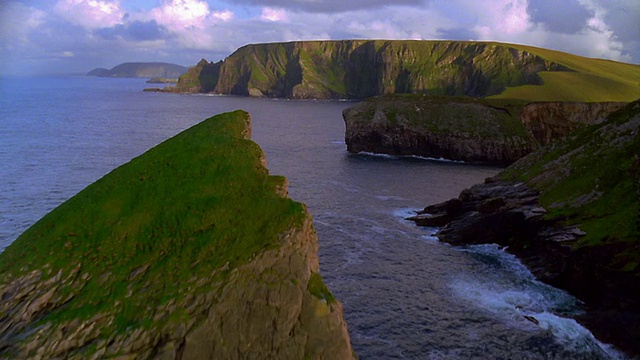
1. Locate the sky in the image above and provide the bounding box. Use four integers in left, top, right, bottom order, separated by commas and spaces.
0, 0, 638, 75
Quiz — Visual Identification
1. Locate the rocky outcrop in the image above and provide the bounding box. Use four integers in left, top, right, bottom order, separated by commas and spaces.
408, 100, 640, 357
162, 59, 222, 93
0, 111, 354, 359
343, 95, 537, 165
87, 62, 188, 78
343, 95, 627, 164
520, 102, 627, 145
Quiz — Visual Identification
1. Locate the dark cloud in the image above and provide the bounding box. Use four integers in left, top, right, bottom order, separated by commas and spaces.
436, 28, 478, 41
602, 1, 640, 42
95, 20, 169, 41
227, 0, 426, 13
527, 0, 593, 34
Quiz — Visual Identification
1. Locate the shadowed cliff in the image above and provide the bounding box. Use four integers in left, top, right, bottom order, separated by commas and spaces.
0, 111, 354, 359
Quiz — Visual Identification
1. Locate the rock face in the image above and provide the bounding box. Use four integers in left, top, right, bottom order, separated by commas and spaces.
0, 111, 354, 359
87, 62, 188, 78
343, 95, 537, 165
162, 40, 640, 102
343, 95, 627, 164
520, 102, 627, 145
162, 59, 223, 93
408, 100, 640, 357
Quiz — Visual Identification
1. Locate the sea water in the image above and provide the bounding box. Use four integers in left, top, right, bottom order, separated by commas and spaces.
0, 76, 624, 359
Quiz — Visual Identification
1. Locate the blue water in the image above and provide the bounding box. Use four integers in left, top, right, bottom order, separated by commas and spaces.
0, 76, 624, 359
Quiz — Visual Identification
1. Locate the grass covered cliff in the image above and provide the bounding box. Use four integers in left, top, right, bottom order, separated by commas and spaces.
0, 111, 354, 359
167, 40, 640, 102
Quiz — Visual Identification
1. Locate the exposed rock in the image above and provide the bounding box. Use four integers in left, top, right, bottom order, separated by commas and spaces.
343, 95, 537, 165
162, 59, 223, 93
343, 95, 627, 164
520, 102, 627, 145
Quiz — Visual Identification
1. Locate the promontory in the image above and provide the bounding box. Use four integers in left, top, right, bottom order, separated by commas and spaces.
0, 111, 354, 359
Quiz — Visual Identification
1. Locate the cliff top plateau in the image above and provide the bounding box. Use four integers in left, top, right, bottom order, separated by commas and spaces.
164, 40, 640, 102
0, 111, 354, 359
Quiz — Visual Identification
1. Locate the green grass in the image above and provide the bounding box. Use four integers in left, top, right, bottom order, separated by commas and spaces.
492, 43, 640, 102
307, 272, 336, 304
501, 101, 640, 253
0, 110, 306, 333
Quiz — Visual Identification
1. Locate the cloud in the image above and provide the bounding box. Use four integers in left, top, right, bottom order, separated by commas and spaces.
527, 0, 593, 34
151, 0, 210, 31
95, 20, 169, 41
2, 0, 640, 76
53, 0, 124, 29
228, 0, 426, 13
436, 28, 479, 41
260, 7, 288, 22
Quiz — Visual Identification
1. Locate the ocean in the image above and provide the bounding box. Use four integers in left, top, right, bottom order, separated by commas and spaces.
0, 76, 624, 359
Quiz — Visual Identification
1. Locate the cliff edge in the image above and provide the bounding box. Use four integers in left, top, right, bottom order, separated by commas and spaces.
0, 111, 354, 359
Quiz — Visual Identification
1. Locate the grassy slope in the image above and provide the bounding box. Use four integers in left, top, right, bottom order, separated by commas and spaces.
0, 110, 306, 333
500, 101, 640, 271
493, 44, 640, 101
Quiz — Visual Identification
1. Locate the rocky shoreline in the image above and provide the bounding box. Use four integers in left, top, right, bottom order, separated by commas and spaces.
408, 178, 640, 357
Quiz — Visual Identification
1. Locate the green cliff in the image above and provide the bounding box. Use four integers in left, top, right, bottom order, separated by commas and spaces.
168, 40, 640, 102
87, 62, 188, 79
0, 111, 354, 359
343, 94, 626, 164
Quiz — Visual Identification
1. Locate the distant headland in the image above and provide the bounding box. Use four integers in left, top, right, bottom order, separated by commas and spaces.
87, 62, 187, 79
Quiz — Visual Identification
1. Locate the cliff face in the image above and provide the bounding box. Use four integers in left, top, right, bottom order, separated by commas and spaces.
343, 95, 536, 165
87, 62, 188, 78
215, 40, 569, 99
409, 100, 640, 356
0, 111, 353, 359
163, 59, 223, 93
520, 102, 628, 145
165, 40, 640, 101
343, 95, 627, 164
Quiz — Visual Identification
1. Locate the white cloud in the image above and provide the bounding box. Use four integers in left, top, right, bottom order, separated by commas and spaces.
260, 7, 288, 22
54, 0, 124, 29
212, 9, 234, 22
151, 0, 210, 30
